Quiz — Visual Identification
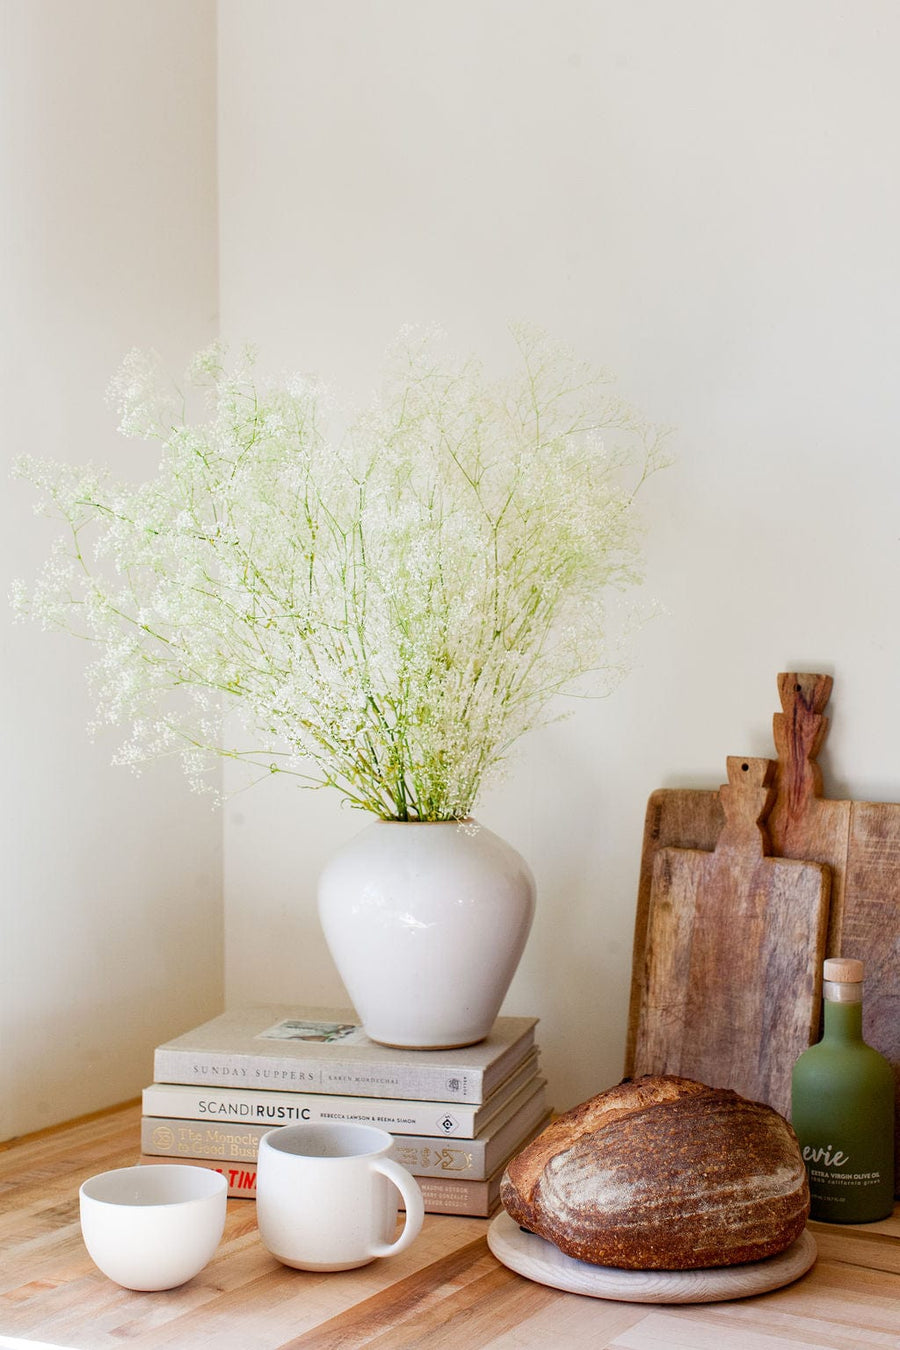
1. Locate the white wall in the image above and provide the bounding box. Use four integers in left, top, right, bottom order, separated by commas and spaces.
0, 0, 222, 1140
218, 0, 900, 1114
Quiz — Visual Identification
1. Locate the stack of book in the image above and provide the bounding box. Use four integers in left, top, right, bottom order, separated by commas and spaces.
139, 1005, 550, 1217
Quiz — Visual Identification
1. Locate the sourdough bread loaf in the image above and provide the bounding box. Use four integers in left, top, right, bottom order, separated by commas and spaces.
500, 1075, 809, 1270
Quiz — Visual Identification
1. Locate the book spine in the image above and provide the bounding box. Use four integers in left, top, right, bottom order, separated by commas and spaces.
138, 1155, 501, 1216
140, 1155, 259, 1199
143, 1118, 270, 1164
142, 1099, 547, 1179
411, 1176, 501, 1218
153, 1048, 488, 1103
141, 1084, 487, 1136
480, 1031, 537, 1101
394, 1093, 548, 1178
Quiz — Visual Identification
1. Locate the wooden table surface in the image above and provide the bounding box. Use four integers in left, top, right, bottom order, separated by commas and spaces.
1, 1101, 897, 1349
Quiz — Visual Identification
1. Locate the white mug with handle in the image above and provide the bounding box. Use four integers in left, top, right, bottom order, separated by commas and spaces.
256, 1121, 425, 1271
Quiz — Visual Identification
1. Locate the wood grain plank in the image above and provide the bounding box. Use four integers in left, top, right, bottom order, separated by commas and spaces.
841, 802, 900, 1191
632, 757, 830, 1116
608, 1304, 897, 1350
481, 1296, 649, 1349
674, 1260, 900, 1348
340, 1264, 554, 1350
278, 1238, 517, 1348
809, 1223, 900, 1276
625, 788, 723, 1074
0, 1099, 140, 1156
107, 1223, 492, 1350
610, 1311, 808, 1349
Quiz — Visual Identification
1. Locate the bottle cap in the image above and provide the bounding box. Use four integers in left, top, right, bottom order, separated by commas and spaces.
823, 957, 864, 982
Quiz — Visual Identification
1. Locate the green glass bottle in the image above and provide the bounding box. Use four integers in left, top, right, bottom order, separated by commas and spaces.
791, 957, 894, 1223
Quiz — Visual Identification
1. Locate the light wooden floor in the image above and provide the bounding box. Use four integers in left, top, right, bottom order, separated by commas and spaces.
1, 1102, 897, 1349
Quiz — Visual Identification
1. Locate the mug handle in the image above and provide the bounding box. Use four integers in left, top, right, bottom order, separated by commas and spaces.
367, 1158, 425, 1259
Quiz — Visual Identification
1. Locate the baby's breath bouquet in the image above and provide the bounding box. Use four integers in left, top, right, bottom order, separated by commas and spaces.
14, 326, 667, 820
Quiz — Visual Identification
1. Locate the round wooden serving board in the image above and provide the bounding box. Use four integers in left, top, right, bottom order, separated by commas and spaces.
487, 1212, 817, 1304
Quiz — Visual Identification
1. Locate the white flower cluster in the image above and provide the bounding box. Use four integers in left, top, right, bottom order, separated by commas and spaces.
12, 327, 668, 819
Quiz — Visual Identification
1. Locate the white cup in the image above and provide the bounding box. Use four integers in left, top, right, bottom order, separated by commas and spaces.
256, 1122, 425, 1271
79, 1164, 227, 1290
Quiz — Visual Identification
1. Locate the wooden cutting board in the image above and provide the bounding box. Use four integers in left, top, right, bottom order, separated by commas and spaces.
625, 672, 900, 1190
631, 756, 830, 1117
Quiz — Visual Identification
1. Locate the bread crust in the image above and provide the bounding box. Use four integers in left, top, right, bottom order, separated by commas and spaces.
500, 1075, 809, 1270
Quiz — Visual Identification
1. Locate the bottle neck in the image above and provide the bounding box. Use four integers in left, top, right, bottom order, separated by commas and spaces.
823, 997, 863, 1041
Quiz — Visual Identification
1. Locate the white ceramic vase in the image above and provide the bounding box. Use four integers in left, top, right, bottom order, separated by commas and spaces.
317, 819, 536, 1048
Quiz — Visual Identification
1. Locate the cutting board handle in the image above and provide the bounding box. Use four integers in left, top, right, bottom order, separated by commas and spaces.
718, 756, 776, 858
772, 672, 833, 825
